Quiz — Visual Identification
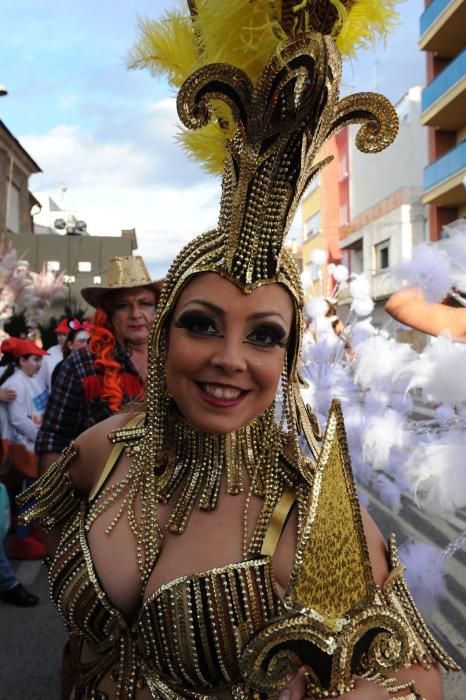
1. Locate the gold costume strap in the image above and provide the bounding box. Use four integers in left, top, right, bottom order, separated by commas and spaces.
260, 488, 296, 558
89, 413, 145, 502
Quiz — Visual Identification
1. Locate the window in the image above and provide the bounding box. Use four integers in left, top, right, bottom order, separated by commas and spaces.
304, 211, 321, 240
93, 275, 102, 284
375, 240, 390, 272
6, 182, 20, 233
47, 261, 60, 272
78, 261, 92, 272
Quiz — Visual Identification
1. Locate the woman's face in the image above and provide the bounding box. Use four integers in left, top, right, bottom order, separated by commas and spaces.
166, 272, 294, 434
67, 330, 90, 353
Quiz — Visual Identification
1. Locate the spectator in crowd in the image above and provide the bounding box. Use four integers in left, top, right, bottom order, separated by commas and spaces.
36, 256, 162, 473
0, 338, 49, 480
50, 319, 90, 387
0, 540, 39, 606
0, 384, 16, 468
0, 471, 38, 605
37, 317, 70, 391
0, 337, 49, 559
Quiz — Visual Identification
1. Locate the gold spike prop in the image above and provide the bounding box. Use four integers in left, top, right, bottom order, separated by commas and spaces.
240, 401, 458, 697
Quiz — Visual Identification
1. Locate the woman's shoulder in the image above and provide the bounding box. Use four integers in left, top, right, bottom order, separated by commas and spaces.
360, 507, 389, 586
69, 412, 144, 495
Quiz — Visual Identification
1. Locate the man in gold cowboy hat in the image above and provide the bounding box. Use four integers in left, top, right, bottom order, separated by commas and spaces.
36, 256, 162, 471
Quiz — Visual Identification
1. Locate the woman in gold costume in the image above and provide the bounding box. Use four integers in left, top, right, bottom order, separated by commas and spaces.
20, 1, 459, 699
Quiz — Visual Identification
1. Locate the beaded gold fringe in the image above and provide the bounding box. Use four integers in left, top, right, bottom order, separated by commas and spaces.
85, 400, 303, 587
17, 442, 80, 532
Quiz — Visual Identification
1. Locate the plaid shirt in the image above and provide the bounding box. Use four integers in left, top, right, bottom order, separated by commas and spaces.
35, 345, 144, 455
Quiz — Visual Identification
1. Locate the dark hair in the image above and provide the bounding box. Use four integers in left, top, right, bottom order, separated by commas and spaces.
0, 359, 16, 385
0, 352, 35, 385
62, 328, 84, 360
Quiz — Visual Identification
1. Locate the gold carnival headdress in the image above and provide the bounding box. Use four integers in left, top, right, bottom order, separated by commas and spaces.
130, 0, 400, 482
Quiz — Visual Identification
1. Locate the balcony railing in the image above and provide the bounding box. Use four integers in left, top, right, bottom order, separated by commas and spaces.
420, 0, 453, 37
424, 139, 466, 191
422, 48, 466, 112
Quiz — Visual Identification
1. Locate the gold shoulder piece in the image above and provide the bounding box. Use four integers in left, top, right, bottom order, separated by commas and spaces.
240, 400, 459, 698
90, 413, 147, 501
107, 412, 146, 444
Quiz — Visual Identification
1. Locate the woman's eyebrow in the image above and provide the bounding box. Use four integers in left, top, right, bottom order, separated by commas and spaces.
179, 300, 288, 324
181, 299, 224, 314
247, 311, 288, 324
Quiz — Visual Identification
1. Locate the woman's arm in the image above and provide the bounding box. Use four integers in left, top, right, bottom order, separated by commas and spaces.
360, 510, 443, 700
385, 287, 466, 339
274, 508, 444, 699
38, 413, 136, 555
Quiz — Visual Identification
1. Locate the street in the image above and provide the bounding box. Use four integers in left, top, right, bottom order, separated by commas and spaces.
1, 488, 465, 699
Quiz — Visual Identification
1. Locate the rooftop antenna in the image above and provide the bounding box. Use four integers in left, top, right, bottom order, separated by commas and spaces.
60, 182, 68, 210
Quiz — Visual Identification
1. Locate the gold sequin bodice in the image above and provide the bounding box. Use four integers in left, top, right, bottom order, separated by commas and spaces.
48, 502, 285, 699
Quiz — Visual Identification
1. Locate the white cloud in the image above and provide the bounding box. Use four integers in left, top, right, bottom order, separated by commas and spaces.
20, 101, 221, 277
21, 93, 303, 279
22, 124, 156, 189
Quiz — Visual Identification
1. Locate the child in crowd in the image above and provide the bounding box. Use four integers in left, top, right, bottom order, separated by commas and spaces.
0, 338, 49, 558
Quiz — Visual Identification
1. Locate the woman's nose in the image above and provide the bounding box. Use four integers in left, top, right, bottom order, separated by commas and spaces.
210, 337, 247, 373
129, 303, 143, 317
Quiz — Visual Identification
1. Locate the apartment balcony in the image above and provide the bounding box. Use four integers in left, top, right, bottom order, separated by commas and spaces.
423, 139, 466, 206
419, 0, 466, 57
421, 49, 466, 129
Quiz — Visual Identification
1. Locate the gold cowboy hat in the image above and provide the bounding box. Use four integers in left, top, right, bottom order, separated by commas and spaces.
81, 256, 163, 308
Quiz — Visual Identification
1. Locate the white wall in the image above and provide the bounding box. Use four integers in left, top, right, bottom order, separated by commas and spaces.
349, 87, 427, 220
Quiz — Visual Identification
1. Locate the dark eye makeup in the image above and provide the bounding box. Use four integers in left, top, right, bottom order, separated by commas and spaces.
246, 323, 287, 348
174, 311, 220, 336
174, 311, 287, 348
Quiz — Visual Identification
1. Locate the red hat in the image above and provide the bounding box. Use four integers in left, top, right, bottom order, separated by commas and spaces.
1, 338, 49, 358
55, 318, 71, 334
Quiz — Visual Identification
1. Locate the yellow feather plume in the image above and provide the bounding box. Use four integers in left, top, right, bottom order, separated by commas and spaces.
336, 0, 400, 56
129, 0, 400, 174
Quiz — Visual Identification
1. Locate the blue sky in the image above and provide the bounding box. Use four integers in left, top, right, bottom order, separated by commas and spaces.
1, 0, 425, 277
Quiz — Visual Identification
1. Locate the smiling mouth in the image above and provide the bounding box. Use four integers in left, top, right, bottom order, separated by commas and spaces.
201, 383, 243, 399
195, 382, 248, 405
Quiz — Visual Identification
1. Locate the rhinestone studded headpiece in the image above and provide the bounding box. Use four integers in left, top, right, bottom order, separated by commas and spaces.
176, 31, 397, 290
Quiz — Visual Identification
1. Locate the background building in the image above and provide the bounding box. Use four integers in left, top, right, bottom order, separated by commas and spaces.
1, 120, 138, 314
302, 174, 325, 292
301, 132, 348, 295
339, 88, 427, 322
303, 89, 427, 323
419, 0, 466, 240
0, 119, 41, 235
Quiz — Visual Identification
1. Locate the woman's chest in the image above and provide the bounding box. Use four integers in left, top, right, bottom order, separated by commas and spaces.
86, 487, 264, 617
